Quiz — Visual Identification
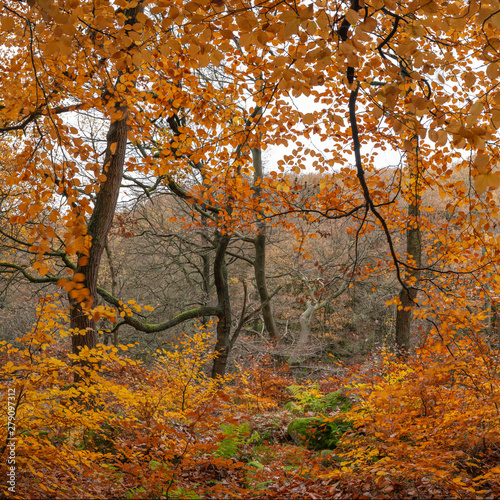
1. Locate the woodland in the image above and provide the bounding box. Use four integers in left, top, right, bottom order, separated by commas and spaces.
1, 0, 500, 498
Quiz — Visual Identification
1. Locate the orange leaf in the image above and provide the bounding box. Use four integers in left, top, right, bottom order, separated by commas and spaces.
474, 172, 500, 194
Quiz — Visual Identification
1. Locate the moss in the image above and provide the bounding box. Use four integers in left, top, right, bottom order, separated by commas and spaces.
319, 390, 352, 413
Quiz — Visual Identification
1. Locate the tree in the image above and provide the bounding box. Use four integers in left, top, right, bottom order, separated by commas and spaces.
3, 0, 500, 375
4, 1, 500, 497
394, 138, 422, 355
1, 0, 288, 376
252, 146, 280, 339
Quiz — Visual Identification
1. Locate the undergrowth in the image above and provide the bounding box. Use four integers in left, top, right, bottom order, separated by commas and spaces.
1, 295, 500, 498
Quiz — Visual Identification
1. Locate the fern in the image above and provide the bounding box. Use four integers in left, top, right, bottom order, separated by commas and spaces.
286, 385, 351, 414
286, 383, 324, 412
215, 422, 251, 458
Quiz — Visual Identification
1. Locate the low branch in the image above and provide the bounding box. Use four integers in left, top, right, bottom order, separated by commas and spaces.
0, 103, 85, 133
97, 286, 220, 333
0, 263, 60, 284
348, 83, 406, 290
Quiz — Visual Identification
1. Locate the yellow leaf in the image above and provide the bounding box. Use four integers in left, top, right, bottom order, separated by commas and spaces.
463, 72, 476, 88
235, 15, 258, 31
474, 153, 490, 171
210, 50, 223, 66
436, 130, 448, 147
360, 17, 377, 32
197, 51, 211, 67
49, 210, 59, 223
2, 16, 15, 31
284, 18, 301, 38
132, 51, 144, 66
487, 63, 500, 80
489, 12, 500, 30
280, 10, 298, 22
298, 5, 314, 20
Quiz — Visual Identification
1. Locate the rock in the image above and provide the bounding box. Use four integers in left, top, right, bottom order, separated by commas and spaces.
287, 416, 353, 450
319, 389, 352, 413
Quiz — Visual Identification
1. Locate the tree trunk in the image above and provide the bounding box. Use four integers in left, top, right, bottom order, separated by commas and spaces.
289, 281, 347, 363
70, 104, 129, 374
211, 232, 232, 377
252, 147, 279, 339
289, 300, 317, 363
104, 237, 118, 346
201, 215, 211, 326
395, 285, 418, 354
69, 3, 142, 374
395, 136, 421, 356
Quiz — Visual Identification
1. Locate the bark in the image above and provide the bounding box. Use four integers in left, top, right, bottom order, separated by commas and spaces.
69, 3, 142, 373
211, 232, 232, 378
70, 104, 129, 360
252, 147, 279, 339
395, 140, 421, 356
395, 284, 418, 354
289, 300, 321, 364
104, 237, 119, 346
201, 215, 211, 326
289, 284, 348, 363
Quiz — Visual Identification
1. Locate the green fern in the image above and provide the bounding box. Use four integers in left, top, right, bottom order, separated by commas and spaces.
215, 422, 251, 458
286, 383, 323, 412
286, 385, 351, 414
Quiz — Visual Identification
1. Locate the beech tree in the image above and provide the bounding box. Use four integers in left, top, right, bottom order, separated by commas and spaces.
3, 1, 500, 498
3, 0, 500, 373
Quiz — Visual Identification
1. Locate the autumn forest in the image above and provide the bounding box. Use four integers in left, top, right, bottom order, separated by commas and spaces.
1, 0, 500, 498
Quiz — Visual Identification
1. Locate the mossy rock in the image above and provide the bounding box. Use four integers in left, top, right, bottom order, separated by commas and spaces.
251, 416, 286, 444
287, 416, 353, 450
319, 390, 352, 413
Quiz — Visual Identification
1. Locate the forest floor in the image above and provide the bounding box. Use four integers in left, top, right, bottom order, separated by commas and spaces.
2, 331, 500, 499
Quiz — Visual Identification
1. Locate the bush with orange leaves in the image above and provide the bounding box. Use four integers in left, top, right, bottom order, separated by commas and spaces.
327, 330, 500, 498
0, 295, 249, 499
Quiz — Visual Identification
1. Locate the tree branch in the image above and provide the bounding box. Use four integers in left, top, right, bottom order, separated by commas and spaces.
96, 286, 220, 333
348, 82, 406, 290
